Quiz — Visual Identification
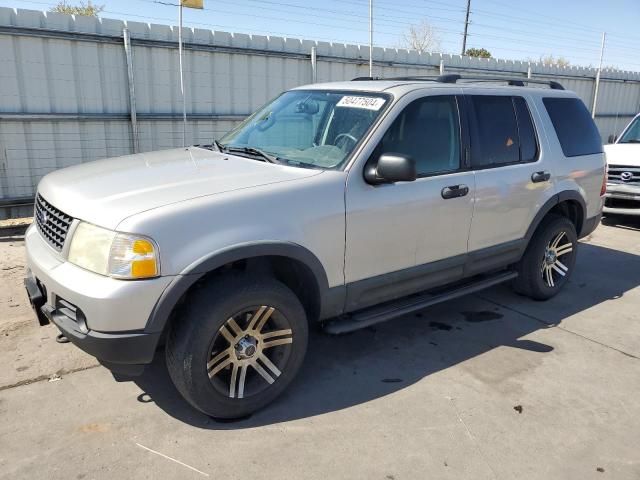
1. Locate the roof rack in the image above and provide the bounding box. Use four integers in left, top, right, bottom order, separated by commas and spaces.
352, 74, 564, 90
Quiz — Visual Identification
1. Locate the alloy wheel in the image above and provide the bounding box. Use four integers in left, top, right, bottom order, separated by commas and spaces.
541, 231, 574, 288
206, 306, 293, 399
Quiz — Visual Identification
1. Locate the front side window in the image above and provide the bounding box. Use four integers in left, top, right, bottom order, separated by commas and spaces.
378, 95, 461, 176
219, 90, 389, 169
618, 116, 640, 144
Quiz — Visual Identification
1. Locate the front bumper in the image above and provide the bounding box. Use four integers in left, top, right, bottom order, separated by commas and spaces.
604, 184, 640, 216
24, 225, 173, 372
25, 272, 160, 373
27, 272, 161, 370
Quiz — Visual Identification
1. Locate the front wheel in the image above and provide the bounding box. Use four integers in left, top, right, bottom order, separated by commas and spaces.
166, 275, 308, 419
514, 214, 578, 300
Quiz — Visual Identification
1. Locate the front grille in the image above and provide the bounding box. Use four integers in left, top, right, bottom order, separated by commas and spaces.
607, 164, 640, 185
35, 194, 73, 251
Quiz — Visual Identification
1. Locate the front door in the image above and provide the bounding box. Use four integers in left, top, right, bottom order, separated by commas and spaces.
344, 93, 475, 311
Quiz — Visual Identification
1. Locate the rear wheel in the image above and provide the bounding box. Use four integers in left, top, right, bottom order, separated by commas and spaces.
166, 275, 308, 419
514, 214, 578, 300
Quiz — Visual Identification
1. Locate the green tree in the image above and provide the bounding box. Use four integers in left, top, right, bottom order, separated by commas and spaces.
49, 1, 104, 16
465, 48, 492, 58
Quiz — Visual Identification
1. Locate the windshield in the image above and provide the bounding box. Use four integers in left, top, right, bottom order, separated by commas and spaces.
619, 116, 640, 143
219, 90, 389, 169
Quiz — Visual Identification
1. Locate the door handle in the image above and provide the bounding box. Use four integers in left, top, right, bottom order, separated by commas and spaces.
531, 171, 551, 183
441, 184, 469, 199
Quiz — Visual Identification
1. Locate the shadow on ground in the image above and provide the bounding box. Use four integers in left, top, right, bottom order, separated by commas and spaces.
601, 213, 640, 232
128, 238, 640, 430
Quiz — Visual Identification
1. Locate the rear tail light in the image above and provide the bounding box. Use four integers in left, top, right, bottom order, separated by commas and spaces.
600, 164, 608, 196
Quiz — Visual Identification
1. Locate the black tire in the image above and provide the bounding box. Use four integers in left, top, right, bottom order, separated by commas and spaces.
513, 214, 578, 301
166, 274, 308, 419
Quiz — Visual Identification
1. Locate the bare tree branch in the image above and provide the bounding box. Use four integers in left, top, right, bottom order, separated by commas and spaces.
401, 20, 442, 54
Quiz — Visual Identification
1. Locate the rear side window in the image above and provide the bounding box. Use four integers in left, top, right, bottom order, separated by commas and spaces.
543, 97, 603, 157
469, 96, 519, 167
513, 97, 538, 162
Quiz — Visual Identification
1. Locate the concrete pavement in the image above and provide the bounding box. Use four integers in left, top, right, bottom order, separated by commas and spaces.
1, 218, 639, 479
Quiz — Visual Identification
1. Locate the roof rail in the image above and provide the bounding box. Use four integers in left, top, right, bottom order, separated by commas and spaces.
351, 73, 564, 90
442, 75, 565, 90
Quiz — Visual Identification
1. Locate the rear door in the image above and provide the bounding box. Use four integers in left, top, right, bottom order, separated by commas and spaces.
465, 92, 555, 275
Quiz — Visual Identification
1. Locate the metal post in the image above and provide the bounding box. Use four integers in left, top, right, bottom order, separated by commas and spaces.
178, 2, 187, 146
461, 0, 471, 55
311, 46, 317, 83
368, 0, 373, 77
439, 59, 444, 75
527, 62, 532, 79
123, 28, 139, 154
592, 32, 606, 119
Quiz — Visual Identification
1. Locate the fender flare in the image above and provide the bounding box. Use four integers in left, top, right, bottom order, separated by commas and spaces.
524, 191, 587, 243
144, 241, 335, 334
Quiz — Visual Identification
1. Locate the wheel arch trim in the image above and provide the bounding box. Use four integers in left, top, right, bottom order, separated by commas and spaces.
144, 241, 336, 334
525, 191, 587, 243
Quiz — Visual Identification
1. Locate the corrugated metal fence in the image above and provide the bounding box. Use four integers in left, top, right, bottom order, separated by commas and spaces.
1, 7, 640, 218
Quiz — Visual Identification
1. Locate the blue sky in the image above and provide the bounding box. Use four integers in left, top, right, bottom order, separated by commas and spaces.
5, 0, 640, 71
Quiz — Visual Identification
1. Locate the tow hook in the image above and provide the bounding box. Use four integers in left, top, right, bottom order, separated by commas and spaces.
56, 333, 70, 344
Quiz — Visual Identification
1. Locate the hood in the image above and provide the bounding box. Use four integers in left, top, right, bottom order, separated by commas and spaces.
604, 143, 640, 167
37, 147, 323, 229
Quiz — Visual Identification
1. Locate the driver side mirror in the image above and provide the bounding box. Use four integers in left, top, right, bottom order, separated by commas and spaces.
608, 134, 617, 144
364, 153, 417, 185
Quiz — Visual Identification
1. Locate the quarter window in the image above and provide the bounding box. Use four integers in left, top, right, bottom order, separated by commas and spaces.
543, 97, 603, 157
379, 96, 461, 176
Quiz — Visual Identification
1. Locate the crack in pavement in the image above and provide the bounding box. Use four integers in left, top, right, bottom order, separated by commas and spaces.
0, 364, 100, 392
477, 294, 640, 361
447, 396, 499, 480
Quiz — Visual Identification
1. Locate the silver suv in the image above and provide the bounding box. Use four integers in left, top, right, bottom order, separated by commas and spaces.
24, 75, 605, 419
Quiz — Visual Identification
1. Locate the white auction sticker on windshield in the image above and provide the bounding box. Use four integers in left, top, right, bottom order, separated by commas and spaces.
337, 96, 385, 110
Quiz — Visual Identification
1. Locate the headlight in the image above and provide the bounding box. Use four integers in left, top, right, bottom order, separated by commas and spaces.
68, 222, 160, 279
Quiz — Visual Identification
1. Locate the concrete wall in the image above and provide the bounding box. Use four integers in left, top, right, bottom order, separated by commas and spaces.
1, 7, 640, 218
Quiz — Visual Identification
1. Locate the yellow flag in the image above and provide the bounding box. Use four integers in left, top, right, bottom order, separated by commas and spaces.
181, 0, 203, 9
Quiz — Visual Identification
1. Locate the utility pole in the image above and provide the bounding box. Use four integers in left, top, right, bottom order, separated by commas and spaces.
461, 0, 471, 55
369, 0, 373, 77
592, 31, 606, 119
178, 1, 186, 147
176, 0, 204, 147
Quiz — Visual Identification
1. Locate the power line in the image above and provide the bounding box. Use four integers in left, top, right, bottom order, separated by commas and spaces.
136, 0, 467, 37
6, 0, 640, 70
480, 0, 603, 33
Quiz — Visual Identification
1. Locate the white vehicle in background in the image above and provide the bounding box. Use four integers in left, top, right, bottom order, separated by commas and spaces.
604, 114, 640, 216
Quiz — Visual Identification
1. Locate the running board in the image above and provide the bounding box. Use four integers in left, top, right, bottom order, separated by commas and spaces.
323, 271, 518, 335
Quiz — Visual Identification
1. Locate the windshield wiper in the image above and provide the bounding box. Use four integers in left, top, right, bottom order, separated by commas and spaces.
621, 139, 640, 143
198, 140, 226, 152
225, 146, 280, 163
281, 159, 325, 170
